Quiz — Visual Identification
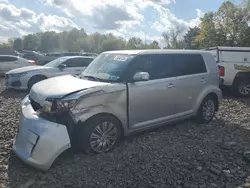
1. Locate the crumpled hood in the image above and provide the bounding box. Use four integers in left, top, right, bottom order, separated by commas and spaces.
7, 66, 50, 74
29, 75, 109, 105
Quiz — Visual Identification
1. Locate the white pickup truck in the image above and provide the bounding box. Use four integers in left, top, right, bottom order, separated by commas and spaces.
205, 46, 250, 97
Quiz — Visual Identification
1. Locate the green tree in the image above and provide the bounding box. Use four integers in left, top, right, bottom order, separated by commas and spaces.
147, 40, 160, 49
184, 27, 200, 49
162, 25, 185, 48
126, 37, 144, 49
23, 34, 40, 51
13, 38, 23, 51
215, 1, 249, 46
195, 12, 217, 48
39, 31, 58, 53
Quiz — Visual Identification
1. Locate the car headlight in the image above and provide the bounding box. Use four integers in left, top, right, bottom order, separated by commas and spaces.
57, 100, 77, 109
43, 101, 53, 112
43, 99, 77, 113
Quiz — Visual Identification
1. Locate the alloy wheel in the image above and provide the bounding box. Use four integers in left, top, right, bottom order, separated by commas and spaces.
90, 121, 118, 153
238, 82, 250, 96
202, 100, 215, 121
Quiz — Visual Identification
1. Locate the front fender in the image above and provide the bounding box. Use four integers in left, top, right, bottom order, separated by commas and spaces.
70, 89, 128, 134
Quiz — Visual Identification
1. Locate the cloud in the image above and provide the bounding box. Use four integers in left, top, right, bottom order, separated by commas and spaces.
189, 9, 204, 28
0, 3, 35, 23
37, 13, 78, 32
151, 5, 204, 35
0, 2, 78, 40
42, 0, 175, 31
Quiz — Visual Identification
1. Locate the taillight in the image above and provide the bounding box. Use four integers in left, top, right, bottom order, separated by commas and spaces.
28, 60, 36, 64
218, 65, 225, 76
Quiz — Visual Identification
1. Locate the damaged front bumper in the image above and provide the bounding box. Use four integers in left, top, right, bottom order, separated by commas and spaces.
12, 96, 71, 171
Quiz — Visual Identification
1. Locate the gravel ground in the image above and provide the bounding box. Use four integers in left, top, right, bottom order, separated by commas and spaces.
1, 78, 250, 188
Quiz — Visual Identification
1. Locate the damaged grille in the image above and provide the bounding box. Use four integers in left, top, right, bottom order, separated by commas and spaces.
40, 111, 75, 137
29, 96, 42, 111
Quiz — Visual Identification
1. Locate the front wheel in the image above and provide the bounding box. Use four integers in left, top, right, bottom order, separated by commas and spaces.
74, 115, 122, 154
196, 96, 217, 124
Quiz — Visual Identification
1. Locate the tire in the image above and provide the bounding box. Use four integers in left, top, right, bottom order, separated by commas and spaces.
27, 75, 46, 91
74, 115, 122, 154
232, 78, 250, 97
196, 95, 217, 124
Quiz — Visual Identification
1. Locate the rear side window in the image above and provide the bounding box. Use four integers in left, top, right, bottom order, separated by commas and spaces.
129, 54, 178, 80
174, 54, 207, 76
64, 58, 93, 67
0, 56, 18, 62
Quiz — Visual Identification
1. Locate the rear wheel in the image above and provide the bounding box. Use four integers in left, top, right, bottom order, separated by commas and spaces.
196, 95, 217, 124
27, 75, 46, 91
74, 115, 122, 154
232, 78, 250, 97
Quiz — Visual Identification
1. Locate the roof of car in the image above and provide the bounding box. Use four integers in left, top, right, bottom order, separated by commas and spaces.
103, 49, 211, 55
62, 55, 95, 59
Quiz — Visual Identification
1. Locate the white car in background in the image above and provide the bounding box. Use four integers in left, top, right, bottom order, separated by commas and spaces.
5, 56, 94, 90
0, 55, 35, 76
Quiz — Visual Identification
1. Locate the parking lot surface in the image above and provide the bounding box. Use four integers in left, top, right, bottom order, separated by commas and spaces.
0, 77, 250, 188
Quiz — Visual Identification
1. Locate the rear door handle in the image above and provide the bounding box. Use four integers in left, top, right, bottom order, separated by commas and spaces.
200, 77, 205, 82
167, 83, 175, 88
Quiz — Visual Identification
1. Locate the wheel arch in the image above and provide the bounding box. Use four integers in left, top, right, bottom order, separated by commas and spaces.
77, 112, 125, 137
27, 74, 47, 90
196, 91, 220, 113
233, 72, 250, 85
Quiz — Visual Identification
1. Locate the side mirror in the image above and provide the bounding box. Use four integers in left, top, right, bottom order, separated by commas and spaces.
132, 72, 150, 82
58, 64, 66, 69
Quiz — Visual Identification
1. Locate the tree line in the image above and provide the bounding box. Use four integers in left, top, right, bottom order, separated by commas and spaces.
1, 0, 250, 53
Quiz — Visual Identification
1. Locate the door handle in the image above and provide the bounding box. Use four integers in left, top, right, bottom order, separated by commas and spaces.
200, 77, 205, 82
167, 83, 175, 88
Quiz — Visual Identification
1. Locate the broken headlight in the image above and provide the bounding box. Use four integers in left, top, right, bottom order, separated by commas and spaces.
43, 99, 77, 113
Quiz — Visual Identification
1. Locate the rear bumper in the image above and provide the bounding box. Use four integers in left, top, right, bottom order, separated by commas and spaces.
12, 96, 71, 171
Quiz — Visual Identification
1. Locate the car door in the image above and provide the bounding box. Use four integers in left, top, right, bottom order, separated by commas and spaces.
63, 58, 92, 75
0, 56, 18, 73
172, 54, 208, 115
127, 54, 179, 130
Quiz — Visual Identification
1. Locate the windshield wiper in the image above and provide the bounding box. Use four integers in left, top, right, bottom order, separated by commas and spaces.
82, 75, 100, 81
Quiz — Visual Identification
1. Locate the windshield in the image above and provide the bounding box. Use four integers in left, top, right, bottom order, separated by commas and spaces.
82, 53, 135, 82
44, 57, 69, 67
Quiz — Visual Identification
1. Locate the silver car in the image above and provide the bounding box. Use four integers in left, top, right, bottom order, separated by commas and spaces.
0, 55, 35, 76
5, 56, 94, 90
13, 50, 222, 171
